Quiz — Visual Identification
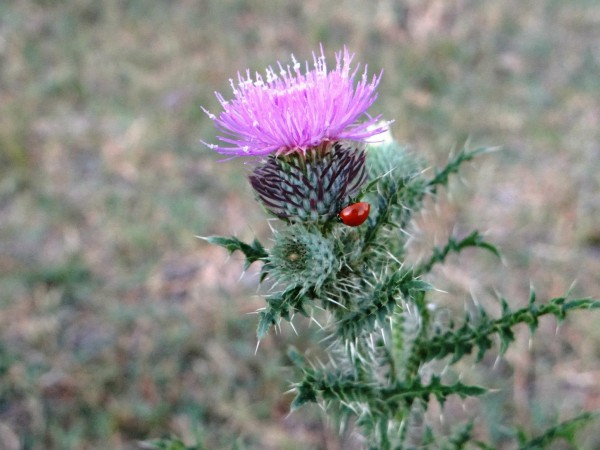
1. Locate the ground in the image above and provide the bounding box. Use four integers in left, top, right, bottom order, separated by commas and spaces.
0, 1, 599, 448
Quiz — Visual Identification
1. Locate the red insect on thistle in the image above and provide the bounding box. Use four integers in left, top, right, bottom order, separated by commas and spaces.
339, 202, 370, 227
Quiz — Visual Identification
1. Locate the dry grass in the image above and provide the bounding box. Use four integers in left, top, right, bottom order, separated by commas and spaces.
0, 0, 599, 448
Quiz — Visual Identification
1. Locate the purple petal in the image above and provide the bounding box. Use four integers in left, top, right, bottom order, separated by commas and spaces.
202, 47, 386, 157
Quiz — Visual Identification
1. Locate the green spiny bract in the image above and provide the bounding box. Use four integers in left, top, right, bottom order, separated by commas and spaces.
269, 224, 338, 295
249, 141, 367, 224
366, 141, 424, 190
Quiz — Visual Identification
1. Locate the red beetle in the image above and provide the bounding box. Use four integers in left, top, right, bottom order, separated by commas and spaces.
339, 202, 370, 227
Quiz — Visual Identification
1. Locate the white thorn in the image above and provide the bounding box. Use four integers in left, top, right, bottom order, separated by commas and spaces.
289, 321, 298, 336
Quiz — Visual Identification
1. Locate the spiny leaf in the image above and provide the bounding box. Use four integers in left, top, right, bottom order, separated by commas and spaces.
256, 286, 310, 339
336, 269, 431, 341
427, 146, 496, 195
361, 153, 427, 255
355, 171, 387, 199
361, 176, 409, 250
517, 411, 600, 450
291, 382, 318, 411
562, 298, 600, 311
418, 295, 600, 365
257, 309, 277, 340
289, 368, 486, 416
202, 235, 268, 270
416, 230, 500, 275
384, 376, 486, 407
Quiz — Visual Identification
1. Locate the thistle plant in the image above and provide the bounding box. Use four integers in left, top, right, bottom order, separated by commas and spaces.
198, 48, 600, 449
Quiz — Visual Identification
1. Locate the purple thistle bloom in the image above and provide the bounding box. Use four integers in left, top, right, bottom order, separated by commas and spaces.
202, 47, 386, 157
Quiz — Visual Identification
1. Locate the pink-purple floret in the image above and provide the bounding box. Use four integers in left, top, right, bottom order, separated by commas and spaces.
202, 47, 387, 157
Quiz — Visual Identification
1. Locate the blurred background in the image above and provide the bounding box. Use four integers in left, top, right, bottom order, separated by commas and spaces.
0, 0, 599, 448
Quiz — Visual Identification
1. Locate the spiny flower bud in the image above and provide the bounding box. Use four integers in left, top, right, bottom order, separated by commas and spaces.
367, 141, 423, 181
249, 141, 367, 223
269, 225, 337, 293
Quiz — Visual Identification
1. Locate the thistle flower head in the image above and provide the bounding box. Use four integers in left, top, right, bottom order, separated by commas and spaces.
269, 225, 337, 294
202, 46, 386, 157
249, 141, 367, 223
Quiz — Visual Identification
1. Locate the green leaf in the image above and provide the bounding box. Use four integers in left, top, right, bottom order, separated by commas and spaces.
257, 310, 276, 340
427, 146, 497, 195
517, 411, 600, 450
336, 269, 430, 341
256, 286, 311, 339
383, 376, 486, 409
419, 295, 600, 366
416, 230, 500, 275
201, 235, 268, 270
290, 381, 318, 410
